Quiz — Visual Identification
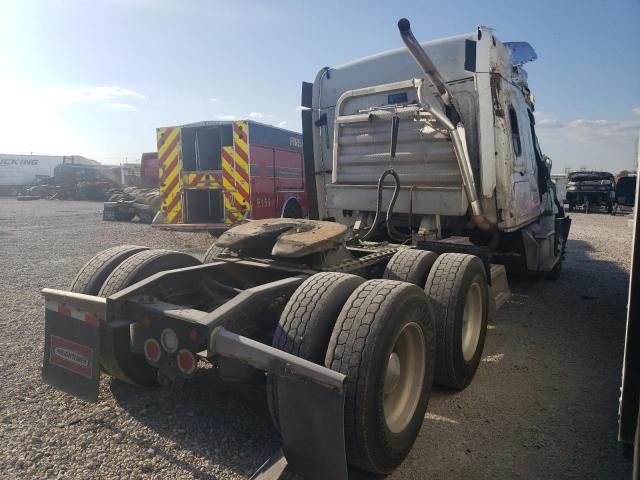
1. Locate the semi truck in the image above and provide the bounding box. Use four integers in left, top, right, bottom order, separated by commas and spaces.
41, 19, 570, 479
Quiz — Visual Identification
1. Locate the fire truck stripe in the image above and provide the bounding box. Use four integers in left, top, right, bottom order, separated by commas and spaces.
159, 130, 180, 163
157, 126, 183, 224
161, 154, 180, 182
165, 194, 182, 219
161, 174, 180, 201
190, 173, 204, 186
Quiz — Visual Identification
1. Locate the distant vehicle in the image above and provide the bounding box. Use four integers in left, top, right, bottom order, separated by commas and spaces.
0, 154, 97, 196
616, 175, 637, 209
566, 171, 616, 213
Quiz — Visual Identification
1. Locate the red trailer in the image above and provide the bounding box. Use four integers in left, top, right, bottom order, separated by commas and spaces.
154, 120, 306, 230
140, 152, 160, 187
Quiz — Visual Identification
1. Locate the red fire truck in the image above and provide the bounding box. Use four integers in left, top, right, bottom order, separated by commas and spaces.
154, 120, 306, 228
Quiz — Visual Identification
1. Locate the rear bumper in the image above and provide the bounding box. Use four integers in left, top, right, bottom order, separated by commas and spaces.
41, 287, 349, 480
566, 191, 612, 204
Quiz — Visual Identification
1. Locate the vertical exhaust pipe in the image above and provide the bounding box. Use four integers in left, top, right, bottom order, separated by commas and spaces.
397, 18, 493, 231
397, 18, 451, 107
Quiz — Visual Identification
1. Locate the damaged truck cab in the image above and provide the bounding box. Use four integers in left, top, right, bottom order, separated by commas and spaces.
305, 21, 569, 276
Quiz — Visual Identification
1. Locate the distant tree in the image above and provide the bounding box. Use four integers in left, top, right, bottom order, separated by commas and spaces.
619, 169, 630, 177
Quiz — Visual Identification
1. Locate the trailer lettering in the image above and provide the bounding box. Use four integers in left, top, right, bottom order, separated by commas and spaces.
0, 158, 40, 166
289, 137, 303, 148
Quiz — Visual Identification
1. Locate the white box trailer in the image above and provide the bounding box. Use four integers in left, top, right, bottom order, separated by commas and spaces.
0, 154, 97, 195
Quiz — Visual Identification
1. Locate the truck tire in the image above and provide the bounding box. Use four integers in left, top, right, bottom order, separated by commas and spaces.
202, 243, 233, 263
69, 245, 149, 295
281, 199, 303, 218
425, 253, 488, 390
267, 272, 365, 431
383, 249, 439, 287
325, 280, 435, 474
98, 249, 201, 385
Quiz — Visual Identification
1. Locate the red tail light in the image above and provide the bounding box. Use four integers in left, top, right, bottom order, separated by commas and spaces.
189, 329, 198, 342
144, 338, 161, 363
177, 349, 196, 375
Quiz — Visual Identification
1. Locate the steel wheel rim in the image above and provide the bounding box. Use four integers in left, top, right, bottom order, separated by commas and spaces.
462, 279, 483, 362
383, 321, 426, 433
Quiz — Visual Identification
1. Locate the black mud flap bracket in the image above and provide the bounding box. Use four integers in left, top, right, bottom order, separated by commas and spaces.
41, 288, 106, 402
211, 328, 348, 480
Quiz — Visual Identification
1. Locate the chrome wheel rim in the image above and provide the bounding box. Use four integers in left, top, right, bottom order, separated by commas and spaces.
383, 321, 426, 433
461, 279, 483, 362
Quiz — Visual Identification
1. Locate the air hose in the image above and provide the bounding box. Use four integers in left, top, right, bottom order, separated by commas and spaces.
361, 169, 411, 242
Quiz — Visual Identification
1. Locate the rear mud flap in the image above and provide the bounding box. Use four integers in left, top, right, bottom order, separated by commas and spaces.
42, 299, 102, 402
277, 376, 347, 480
211, 328, 348, 480
557, 216, 572, 257
252, 376, 347, 480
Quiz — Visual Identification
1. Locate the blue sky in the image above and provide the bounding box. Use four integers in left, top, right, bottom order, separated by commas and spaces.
1, 0, 639, 173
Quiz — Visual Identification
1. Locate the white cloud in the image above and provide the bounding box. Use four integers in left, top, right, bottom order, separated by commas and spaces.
209, 98, 218, 102
249, 112, 265, 119
564, 119, 640, 141
535, 111, 639, 141
277, 121, 287, 128
632, 107, 640, 115
534, 111, 562, 128
106, 102, 137, 111
218, 114, 236, 120
48, 86, 147, 104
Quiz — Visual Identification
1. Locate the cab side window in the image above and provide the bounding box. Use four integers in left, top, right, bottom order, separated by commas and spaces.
509, 106, 522, 157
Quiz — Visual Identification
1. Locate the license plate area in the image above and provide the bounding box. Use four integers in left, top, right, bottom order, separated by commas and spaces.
42, 301, 101, 402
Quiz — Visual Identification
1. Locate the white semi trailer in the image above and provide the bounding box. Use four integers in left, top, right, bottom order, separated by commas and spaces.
0, 154, 97, 195
40, 19, 570, 480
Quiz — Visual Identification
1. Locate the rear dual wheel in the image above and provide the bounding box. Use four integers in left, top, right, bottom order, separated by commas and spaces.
270, 275, 435, 474
426, 253, 488, 390
70, 246, 201, 386
326, 280, 435, 474
383, 249, 439, 287
267, 272, 365, 430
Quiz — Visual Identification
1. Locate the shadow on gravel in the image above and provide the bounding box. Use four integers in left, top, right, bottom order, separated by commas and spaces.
108, 371, 280, 479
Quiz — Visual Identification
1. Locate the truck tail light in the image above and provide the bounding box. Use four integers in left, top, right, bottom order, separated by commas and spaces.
144, 338, 161, 363
177, 349, 196, 375
160, 328, 179, 354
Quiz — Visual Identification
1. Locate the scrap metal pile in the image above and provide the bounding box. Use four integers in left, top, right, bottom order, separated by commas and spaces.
16, 163, 122, 201
103, 186, 161, 223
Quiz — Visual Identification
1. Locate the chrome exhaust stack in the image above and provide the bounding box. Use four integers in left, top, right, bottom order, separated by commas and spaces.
398, 18, 493, 231
398, 18, 452, 109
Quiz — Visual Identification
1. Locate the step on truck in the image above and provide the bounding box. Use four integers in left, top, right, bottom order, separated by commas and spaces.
41, 19, 571, 480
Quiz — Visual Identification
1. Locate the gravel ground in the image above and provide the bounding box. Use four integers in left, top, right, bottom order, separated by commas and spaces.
0, 198, 634, 479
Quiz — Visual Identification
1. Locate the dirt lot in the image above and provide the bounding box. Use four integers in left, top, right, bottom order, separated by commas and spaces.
0, 198, 634, 479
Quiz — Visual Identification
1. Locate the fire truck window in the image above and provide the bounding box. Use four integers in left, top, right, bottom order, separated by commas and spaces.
195, 127, 221, 170
508, 106, 522, 157
181, 128, 197, 171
